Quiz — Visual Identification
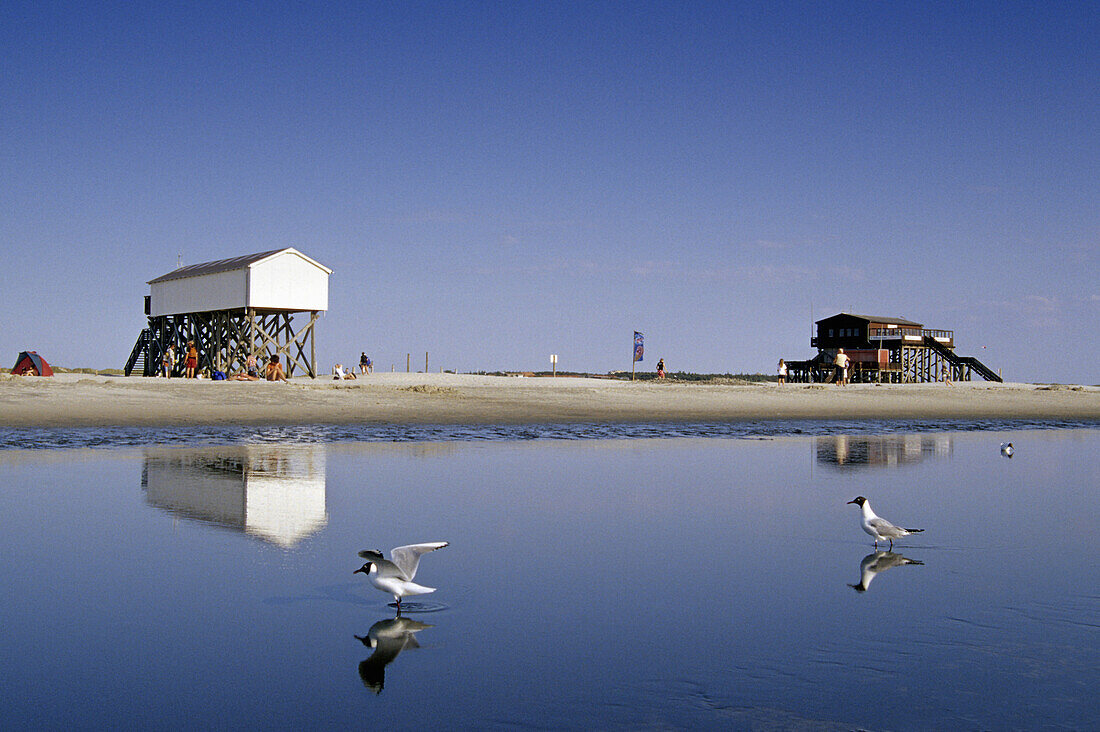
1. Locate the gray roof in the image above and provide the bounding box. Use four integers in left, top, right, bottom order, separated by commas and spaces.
148, 248, 329, 284
817, 313, 923, 327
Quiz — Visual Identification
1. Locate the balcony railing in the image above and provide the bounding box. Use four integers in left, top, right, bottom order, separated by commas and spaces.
869, 327, 953, 341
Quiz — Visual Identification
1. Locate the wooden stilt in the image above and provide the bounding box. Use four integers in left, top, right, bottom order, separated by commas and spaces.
133, 307, 323, 380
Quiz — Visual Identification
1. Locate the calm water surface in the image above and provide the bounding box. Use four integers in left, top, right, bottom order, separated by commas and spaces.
1, 428, 1097, 729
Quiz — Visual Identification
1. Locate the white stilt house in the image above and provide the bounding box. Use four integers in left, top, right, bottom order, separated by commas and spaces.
126, 248, 332, 378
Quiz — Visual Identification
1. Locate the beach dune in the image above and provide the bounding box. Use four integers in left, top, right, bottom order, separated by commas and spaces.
1, 372, 1097, 428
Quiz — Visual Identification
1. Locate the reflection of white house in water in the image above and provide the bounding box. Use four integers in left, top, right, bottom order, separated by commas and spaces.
816, 434, 953, 468
143, 446, 327, 547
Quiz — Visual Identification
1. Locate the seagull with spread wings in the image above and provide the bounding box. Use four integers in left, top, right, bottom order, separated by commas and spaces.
354, 542, 449, 611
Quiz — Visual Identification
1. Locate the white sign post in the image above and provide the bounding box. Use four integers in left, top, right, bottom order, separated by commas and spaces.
550, 354, 558, 377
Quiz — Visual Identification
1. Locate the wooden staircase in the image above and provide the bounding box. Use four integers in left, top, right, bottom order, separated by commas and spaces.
922, 336, 1002, 382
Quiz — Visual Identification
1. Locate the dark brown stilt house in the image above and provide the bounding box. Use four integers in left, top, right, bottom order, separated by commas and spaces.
785, 313, 1001, 383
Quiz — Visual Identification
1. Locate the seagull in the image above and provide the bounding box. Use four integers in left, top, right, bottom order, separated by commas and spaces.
1000, 442, 1014, 458
847, 497, 924, 549
354, 542, 448, 611
355, 615, 433, 693
849, 550, 924, 592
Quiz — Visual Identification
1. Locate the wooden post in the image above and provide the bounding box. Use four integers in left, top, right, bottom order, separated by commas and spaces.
425, 352, 428, 373
214, 313, 222, 372
406, 353, 410, 372
309, 310, 316, 378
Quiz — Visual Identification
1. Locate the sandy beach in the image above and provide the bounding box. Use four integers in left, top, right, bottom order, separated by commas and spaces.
1, 372, 1097, 428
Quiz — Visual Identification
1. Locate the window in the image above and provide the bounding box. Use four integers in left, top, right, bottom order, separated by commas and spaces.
828, 329, 834, 337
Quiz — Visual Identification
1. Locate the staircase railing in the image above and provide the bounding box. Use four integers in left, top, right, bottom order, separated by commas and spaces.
124, 329, 160, 376
922, 336, 1002, 382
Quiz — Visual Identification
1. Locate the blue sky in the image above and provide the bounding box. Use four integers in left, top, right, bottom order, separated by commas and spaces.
2, 1, 1096, 382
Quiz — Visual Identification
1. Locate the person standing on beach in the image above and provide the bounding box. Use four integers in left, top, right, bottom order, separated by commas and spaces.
360, 352, 372, 374
656, 358, 666, 379
777, 358, 787, 385
162, 344, 175, 378
834, 349, 850, 386
184, 341, 198, 379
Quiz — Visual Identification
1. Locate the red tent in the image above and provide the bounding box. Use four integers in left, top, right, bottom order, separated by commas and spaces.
12, 351, 54, 376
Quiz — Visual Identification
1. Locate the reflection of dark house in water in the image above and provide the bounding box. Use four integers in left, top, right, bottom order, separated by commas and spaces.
786, 313, 1001, 383
816, 434, 953, 468
143, 446, 327, 547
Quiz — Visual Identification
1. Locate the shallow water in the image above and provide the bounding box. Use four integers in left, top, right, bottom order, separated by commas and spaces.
1, 429, 1097, 729
0, 417, 1094, 449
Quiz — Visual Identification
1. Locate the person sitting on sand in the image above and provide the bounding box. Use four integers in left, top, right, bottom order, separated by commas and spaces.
229, 354, 261, 381
333, 363, 357, 380
265, 354, 288, 382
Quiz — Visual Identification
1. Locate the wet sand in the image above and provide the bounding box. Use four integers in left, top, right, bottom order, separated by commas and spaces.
1, 372, 1097, 428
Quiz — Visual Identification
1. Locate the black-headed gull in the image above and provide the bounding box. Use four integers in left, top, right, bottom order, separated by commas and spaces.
354, 542, 448, 610
847, 497, 924, 549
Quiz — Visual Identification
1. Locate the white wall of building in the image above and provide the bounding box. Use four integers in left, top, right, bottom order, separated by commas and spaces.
150, 270, 247, 317
247, 250, 329, 311
148, 249, 329, 315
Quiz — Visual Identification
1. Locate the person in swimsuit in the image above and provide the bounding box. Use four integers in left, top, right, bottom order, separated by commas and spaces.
265, 354, 288, 382
184, 341, 198, 379
230, 354, 260, 381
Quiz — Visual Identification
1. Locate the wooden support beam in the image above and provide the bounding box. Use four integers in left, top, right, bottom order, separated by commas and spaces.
136, 307, 322, 380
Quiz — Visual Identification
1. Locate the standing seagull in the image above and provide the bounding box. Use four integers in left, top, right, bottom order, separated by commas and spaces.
847, 497, 924, 549
1000, 442, 1014, 458
354, 542, 449, 611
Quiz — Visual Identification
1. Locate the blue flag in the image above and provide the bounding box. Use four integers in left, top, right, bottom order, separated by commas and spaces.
633, 331, 644, 362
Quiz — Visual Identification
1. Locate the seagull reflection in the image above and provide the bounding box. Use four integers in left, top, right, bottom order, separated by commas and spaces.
849, 551, 924, 593
354, 615, 434, 694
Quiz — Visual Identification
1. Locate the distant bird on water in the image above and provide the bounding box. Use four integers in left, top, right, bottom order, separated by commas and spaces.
847, 497, 924, 549
354, 542, 448, 611
1001, 442, 1014, 458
